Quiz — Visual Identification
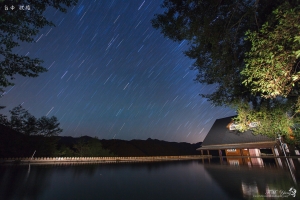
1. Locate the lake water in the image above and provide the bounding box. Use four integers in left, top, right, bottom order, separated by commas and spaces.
0, 158, 299, 200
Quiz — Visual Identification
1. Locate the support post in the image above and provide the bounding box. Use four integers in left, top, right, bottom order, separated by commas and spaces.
277, 135, 296, 183
272, 147, 279, 167
31, 150, 36, 160
219, 149, 223, 164
240, 148, 245, 165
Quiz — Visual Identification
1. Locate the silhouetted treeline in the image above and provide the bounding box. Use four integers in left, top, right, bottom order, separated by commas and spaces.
57, 137, 202, 157
100, 138, 202, 156
0, 124, 201, 157
0, 105, 62, 136
55, 136, 115, 157
0, 124, 114, 157
0, 106, 200, 157
0, 124, 56, 157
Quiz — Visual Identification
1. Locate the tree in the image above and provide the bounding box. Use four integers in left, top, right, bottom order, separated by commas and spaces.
0, 105, 63, 136
234, 3, 300, 143
23, 114, 38, 135
0, 0, 77, 90
73, 138, 87, 157
56, 144, 75, 157
232, 99, 294, 135
9, 105, 29, 133
231, 98, 300, 145
242, 2, 300, 99
0, 112, 9, 126
152, 0, 300, 143
7, 105, 40, 135
36, 116, 62, 136
73, 137, 115, 157
152, 0, 285, 106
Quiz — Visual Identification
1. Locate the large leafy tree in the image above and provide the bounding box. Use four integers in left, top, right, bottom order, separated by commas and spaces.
0, 1, 76, 154
152, 0, 283, 106
152, 0, 300, 142
8, 105, 27, 132
235, 2, 300, 143
0, 0, 77, 91
242, 3, 300, 99
36, 116, 62, 136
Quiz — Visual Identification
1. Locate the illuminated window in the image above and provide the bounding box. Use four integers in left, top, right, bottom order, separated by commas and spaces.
227, 149, 236, 152
229, 123, 240, 130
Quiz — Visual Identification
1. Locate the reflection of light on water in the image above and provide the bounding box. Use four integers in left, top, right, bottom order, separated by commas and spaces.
274, 147, 284, 168
242, 181, 259, 197
295, 150, 300, 162
229, 160, 239, 166
249, 149, 264, 167
277, 136, 297, 184
250, 157, 264, 167
277, 158, 283, 168
247, 161, 251, 167
26, 164, 31, 181
289, 158, 295, 170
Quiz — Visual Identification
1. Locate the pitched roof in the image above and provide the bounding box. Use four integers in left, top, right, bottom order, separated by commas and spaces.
198, 116, 276, 150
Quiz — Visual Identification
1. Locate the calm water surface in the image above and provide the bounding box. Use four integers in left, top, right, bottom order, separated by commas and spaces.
0, 159, 299, 200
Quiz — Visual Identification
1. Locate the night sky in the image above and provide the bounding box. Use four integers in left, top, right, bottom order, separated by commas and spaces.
1, 0, 235, 143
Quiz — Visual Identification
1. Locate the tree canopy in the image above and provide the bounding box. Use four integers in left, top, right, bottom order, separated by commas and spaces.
242, 2, 300, 99
0, 0, 77, 91
0, 105, 62, 136
152, 0, 300, 143
73, 138, 114, 157
152, 0, 281, 105
0, 0, 76, 141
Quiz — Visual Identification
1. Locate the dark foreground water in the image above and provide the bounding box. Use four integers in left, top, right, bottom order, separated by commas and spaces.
0, 159, 299, 200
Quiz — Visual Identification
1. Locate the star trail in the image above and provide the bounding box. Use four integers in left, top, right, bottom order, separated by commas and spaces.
1, 0, 235, 143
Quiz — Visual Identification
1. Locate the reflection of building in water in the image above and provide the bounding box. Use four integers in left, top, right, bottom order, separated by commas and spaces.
197, 116, 298, 167
203, 164, 299, 200
241, 182, 259, 198
249, 149, 264, 166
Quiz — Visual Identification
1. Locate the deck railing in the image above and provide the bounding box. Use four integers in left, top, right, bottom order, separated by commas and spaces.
0, 155, 211, 163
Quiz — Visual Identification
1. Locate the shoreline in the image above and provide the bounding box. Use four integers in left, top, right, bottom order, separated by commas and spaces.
0, 155, 211, 164
1, 155, 299, 165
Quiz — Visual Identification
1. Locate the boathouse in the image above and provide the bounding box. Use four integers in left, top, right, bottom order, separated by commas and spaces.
197, 116, 280, 165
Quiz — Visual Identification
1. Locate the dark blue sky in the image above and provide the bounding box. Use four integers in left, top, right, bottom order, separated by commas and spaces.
1, 0, 235, 143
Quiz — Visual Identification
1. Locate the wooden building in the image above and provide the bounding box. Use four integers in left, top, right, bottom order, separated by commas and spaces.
197, 116, 279, 166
